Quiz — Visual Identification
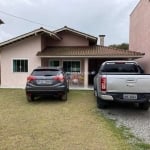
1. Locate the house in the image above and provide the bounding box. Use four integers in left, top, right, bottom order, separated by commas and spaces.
0, 19, 4, 25
0, 26, 144, 88
130, 0, 150, 73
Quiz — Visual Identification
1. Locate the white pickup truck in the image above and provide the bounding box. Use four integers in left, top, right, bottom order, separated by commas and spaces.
94, 60, 150, 110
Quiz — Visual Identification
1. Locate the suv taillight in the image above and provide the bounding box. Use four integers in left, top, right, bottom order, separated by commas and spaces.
100, 77, 107, 92
54, 74, 64, 82
27, 76, 36, 83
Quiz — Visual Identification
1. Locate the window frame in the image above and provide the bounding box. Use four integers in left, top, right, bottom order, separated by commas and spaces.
12, 58, 28, 73
48, 60, 60, 67
63, 60, 81, 73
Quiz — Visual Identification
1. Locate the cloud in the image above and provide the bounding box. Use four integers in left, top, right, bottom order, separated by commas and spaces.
0, 30, 13, 42
0, 0, 34, 6
0, 0, 140, 45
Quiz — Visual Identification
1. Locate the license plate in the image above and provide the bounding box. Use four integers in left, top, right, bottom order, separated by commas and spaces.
123, 94, 137, 100
37, 80, 52, 85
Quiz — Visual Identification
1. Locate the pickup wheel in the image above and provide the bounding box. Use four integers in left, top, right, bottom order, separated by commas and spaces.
139, 102, 149, 110
94, 89, 98, 97
97, 97, 108, 109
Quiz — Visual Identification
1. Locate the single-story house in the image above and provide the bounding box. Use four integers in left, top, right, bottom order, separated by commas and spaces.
0, 26, 144, 88
130, 0, 150, 73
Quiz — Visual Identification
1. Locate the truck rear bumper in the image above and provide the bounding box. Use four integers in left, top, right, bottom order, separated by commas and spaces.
99, 93, 150, 103
100, 95, 114, 101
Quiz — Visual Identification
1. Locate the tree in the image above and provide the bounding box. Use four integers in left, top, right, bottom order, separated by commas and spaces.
109, 43, 129, 50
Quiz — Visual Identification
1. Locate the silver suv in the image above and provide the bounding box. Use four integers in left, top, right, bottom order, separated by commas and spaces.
25, 67, 69, 102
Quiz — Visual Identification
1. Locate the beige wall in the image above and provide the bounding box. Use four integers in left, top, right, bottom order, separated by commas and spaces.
45, 31, 89, 48
1, 36, 41, 88
130, 0, 150, 73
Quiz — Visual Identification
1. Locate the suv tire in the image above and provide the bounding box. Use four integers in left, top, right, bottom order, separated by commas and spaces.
27, 95, 34, 102
61, 91, 67, 101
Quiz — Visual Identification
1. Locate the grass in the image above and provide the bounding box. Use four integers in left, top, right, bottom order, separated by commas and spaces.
0, 89, 148, 150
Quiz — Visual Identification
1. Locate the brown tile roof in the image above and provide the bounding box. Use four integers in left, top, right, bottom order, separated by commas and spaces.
37, 46, 144, 58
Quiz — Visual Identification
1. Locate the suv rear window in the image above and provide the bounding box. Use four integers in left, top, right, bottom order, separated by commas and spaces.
101, 63, 139, 73
31, 69, 60, 76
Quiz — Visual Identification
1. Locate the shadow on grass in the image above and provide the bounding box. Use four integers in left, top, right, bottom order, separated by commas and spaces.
29, 95, 67, 104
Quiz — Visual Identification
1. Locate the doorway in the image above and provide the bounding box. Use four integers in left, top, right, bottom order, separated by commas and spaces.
88, 59, 104, 85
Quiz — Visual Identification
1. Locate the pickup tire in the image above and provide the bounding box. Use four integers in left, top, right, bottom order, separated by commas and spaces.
139, 102, 149, 110
94, 89, 98, 97
97, 97, 108, 109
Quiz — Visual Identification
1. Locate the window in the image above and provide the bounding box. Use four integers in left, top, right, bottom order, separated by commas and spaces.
63, 61, 80, 72
32, 70, 60, 76
13, 59, 28, 72
49, 60, 60, 67
102, 63, 139, 73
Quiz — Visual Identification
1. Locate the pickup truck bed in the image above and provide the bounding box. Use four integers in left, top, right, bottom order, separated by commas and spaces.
94, 61, 150, 110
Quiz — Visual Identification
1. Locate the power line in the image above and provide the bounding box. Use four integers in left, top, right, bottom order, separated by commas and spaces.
0, 10, 50, 27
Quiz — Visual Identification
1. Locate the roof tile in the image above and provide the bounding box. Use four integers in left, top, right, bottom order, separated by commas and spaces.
37, 46, 144, 58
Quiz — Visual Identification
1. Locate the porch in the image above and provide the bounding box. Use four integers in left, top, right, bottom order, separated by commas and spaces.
37, 46, 144, 89
39, 58, 125, 89
40, 58, 93, 89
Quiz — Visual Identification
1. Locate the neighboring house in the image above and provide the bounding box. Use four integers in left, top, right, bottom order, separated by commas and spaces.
0, 19, 4, 25
0, 19, 4, 83
0, 26, 144, 88
130, 0, 150, 73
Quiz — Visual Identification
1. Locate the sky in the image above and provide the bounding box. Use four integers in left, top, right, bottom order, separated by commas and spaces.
0, 0, 139, 46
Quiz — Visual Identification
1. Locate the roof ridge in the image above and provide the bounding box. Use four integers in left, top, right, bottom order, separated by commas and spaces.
53, 26, 97, 41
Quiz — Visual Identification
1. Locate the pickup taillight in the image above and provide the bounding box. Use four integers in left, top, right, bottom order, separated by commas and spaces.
100, 77, 107, 92
27, 76, 36, 83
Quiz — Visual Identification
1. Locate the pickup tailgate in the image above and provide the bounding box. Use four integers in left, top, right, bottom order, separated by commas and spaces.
106, 75, 150, 93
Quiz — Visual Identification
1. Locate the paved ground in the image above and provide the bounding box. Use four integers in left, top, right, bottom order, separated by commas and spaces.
100, 102, 150, 144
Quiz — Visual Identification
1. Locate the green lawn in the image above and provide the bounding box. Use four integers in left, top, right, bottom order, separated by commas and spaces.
0, 89, 135, 150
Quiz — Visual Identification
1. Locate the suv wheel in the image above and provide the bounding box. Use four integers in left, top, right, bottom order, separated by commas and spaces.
61, 91, 67, 101
27, 95, 34, 102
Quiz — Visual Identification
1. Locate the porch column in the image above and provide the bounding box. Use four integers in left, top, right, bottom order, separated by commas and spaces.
84, 58, 89, 88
